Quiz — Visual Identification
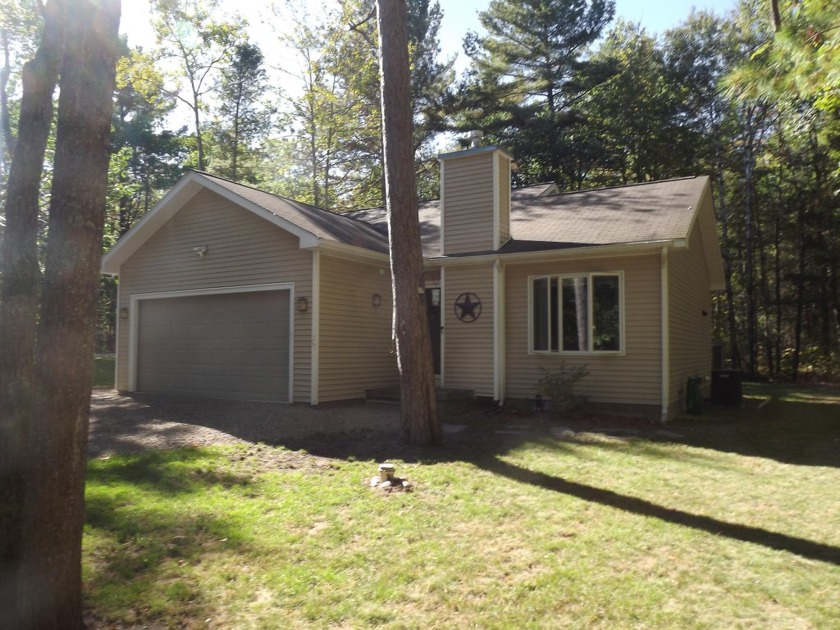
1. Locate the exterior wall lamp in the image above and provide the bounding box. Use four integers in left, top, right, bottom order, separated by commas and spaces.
119, 307, 129, 320
372, 293, 382, 307
296, 296, 309, 313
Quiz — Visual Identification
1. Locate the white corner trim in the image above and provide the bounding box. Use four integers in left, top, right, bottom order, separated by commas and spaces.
493, 152, 500, 251
439, 160, 446, 256
310, 251, 321, 406
661, 247, 670, 423
114, 280, 122, 390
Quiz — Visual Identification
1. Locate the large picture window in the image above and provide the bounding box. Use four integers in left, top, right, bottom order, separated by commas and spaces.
530, 273, 622, 353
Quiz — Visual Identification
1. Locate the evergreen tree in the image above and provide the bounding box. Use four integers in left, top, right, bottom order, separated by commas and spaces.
459, 0, 615, 187
211, 41, 273, 182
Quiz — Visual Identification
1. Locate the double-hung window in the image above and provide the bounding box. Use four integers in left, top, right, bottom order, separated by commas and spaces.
530, 273, 622, 353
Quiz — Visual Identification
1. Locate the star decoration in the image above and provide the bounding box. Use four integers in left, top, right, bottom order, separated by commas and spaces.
454, 293, 482, 322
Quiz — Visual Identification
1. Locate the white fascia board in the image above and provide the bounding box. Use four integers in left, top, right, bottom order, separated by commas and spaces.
197, 176, 321, 249
101, 171, 321, 274
101, 174, 204, 274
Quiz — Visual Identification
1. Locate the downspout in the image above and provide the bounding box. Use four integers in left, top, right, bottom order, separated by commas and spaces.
493, 258, 505, 404
661, 246, 670, 423
310, 250, 320, 405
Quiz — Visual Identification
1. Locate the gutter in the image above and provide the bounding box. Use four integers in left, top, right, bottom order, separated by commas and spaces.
427, 239, 685, 267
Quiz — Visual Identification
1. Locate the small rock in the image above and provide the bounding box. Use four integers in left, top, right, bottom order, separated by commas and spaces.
378, 480, 393, 489
551, 426, 576, 440
369, 475, 381, 487
401, 480, 413, 491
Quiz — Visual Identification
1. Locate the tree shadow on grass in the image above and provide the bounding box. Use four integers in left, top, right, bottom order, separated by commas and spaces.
477, 455, 840, 567
84, 449, 256, 626
88, 387, 840, 571
665, 389, 840, 469
277, 427, 840, 568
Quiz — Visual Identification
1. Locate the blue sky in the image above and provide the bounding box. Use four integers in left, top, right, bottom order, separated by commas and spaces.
438, 0, 740, 71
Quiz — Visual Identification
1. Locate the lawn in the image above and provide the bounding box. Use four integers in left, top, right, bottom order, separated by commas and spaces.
92, 354, 115, 389
83, 384, 840, 628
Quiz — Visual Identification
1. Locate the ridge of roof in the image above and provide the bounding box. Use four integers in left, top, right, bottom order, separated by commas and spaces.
545, 176, 701, 198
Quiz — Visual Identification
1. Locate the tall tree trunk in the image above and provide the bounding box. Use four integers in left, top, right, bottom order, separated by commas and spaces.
743, 106, 758, 378
791, 205, 807, 381
0, 2, 65, 623
375, 0, 440, 445
710, 105, 741, 370
15, 1, 121, 626
1, 28, 15, 167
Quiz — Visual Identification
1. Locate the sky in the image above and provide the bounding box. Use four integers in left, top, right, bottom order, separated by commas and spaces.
122, 0, 741, 75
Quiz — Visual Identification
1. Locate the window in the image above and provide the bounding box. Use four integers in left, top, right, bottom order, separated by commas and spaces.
531, 273, 622, 353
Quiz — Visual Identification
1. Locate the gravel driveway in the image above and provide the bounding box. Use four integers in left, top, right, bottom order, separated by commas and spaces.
88, 389, 401, 458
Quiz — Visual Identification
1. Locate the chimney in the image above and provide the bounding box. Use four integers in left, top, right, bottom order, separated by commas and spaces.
468, 130, 484, 148
438, 144, 512, 256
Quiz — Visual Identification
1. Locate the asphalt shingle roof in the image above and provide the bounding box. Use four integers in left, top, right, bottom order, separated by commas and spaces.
200, 172, 390, 253
347, 177, 707, 257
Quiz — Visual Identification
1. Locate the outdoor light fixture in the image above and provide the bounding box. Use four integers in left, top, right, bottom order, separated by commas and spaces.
296, 296, 309, 313
372, 293, 382, 307
119, 307, 129, 320
193, 245, 208, 257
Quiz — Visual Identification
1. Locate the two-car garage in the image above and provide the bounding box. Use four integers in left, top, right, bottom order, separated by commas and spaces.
130, 286, 292, 403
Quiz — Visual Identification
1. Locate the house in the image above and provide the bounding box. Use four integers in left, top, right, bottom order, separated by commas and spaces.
102, 145, 724, 422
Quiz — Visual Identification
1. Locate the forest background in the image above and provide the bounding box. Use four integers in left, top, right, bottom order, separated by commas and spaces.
0, 0, 837, 382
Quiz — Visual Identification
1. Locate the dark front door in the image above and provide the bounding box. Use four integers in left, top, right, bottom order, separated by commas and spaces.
425, 288, 441, 375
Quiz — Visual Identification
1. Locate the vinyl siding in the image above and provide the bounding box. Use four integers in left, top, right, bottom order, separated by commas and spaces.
116, 188, 313, 402
505, 254, 662, 407
318, 255, 398, 401
443, 264, 495, 396
668, 222, 714, 415
497, 153, 511, 244
442, 152, 495, 254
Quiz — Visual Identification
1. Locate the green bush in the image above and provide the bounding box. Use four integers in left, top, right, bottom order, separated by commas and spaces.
536, 363, 589, 414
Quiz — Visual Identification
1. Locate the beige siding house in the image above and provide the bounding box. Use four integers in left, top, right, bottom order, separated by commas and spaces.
103, 145, 724, 421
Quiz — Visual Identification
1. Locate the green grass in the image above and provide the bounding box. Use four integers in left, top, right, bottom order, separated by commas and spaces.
92, 354, 115, 389
83, 384, 840, 628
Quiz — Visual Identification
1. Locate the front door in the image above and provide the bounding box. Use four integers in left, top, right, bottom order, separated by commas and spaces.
425, 288, 441, 375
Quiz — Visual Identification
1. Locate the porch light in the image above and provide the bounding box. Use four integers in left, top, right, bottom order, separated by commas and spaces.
119, 307, 129, 320
296, 296, 309, 313
372, 293, 382, 307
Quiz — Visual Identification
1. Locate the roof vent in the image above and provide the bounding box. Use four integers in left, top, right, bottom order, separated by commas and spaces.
469, 130, 484, 148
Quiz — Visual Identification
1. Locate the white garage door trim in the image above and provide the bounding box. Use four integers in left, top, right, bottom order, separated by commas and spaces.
128, 283, 295, 402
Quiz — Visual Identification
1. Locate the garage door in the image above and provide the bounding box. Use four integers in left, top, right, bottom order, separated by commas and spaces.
137, 290, 291, 402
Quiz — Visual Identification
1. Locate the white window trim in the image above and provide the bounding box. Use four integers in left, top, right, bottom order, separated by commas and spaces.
528, 271, 625, 356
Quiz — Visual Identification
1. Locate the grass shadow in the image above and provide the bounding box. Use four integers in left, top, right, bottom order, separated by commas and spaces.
84, 448, 257, 626
666, 383, 840, 468
474, 456, 840, 567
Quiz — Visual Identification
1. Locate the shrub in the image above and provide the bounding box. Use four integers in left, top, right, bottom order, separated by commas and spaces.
536, 364, 589, 414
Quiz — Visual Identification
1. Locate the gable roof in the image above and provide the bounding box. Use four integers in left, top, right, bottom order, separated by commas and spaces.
103, 171, 723, 290
102, 170, 388, 274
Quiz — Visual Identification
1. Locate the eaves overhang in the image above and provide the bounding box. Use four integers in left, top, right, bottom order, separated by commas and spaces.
425, 239, 685, 267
